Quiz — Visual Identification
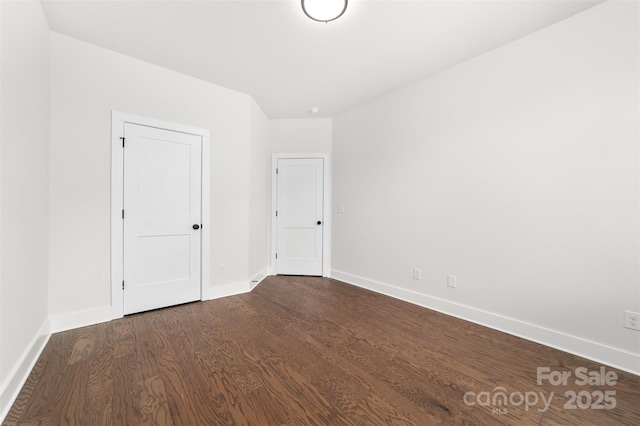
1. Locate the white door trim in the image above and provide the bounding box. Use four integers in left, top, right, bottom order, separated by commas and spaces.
271, 153, 330, 277
111, 111, 211, 319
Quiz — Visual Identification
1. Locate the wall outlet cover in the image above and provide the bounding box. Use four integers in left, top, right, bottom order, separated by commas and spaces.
624, 311, 640, 331
413, 268, 421, 280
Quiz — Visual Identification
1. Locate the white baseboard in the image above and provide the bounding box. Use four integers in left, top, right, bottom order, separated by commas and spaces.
208, 281, 251, 300
249, 269, 269, 290
331, 269, 640, 376
50, 306, 112, 333
0, 318, 51, 423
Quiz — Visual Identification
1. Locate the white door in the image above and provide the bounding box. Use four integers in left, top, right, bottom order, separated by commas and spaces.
123, 123, 202, 315
275, 158, 324, 276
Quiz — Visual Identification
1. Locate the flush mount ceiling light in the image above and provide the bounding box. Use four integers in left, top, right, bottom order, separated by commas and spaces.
302, 0, 348, 23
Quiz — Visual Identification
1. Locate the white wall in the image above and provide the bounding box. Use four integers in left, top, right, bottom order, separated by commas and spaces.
49, 33, 258, 321
332, 1, 639, 373
0, 0, 50, 415
269, 118, 332, 153
249, 99, 270, 283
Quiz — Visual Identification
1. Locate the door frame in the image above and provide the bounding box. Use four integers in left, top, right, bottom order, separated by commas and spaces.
271, 153, 330, 277
110, 111, 211, 319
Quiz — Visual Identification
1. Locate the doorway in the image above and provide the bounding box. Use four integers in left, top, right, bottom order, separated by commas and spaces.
111, 112, 211, 318
271, 153, 330, 276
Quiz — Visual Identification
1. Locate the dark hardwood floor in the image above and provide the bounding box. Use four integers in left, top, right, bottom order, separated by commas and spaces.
4, 276, 639, 425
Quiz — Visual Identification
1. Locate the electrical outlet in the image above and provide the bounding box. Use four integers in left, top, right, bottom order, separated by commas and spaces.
413, 268, 421, 280
447, 275, 457, 288
219, 263, 226, 274
337, 204, 345, 213
624, 311, 640, 331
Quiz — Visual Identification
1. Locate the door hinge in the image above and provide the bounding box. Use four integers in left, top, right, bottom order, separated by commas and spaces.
120, 137, 125, 147
275, 253, 278, 259
275, 210, 278, 217
122, 280, 125, 290
276, 168, 278, 174
122, 209, 124, 219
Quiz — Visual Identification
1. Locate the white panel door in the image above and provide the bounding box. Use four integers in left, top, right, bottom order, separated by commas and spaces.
276, 158, 324, 275
123, 123, 202, 314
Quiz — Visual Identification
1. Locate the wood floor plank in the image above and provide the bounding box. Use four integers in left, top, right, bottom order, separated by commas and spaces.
182, 314, 296, 424
12, 330, 78, 423
214, 298, 360, 424
137, 375, 173, 426
241, 287, 503, 425
151, 325, 228, 425
1, 356, 47, 426
4, 275, 639, 425
254, 277, 640, 424
67, 333, 96, 365
80, 350, 114, 426
47, 360, 91, 424
111, 354, 140, 426
236, 295, 444, 425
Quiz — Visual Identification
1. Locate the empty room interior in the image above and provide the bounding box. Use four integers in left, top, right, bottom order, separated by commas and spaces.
1, 0, 639, 424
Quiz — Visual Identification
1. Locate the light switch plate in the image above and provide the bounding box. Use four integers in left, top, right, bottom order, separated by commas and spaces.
447, 275, 457, 288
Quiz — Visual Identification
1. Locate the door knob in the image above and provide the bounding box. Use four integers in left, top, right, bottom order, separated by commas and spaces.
193, 224, 200, 230
317, 221, 322, 225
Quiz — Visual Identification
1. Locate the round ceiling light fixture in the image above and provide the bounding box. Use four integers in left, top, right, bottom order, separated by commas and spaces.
302, 0, 348, 23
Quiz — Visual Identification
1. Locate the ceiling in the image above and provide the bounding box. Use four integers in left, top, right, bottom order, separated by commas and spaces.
40, 0, 603, 118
